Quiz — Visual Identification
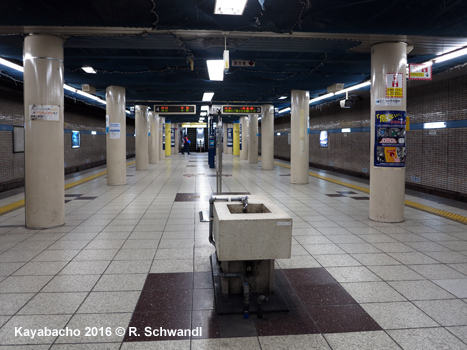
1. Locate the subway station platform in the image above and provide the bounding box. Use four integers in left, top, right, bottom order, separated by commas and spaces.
0, 154, 466, 349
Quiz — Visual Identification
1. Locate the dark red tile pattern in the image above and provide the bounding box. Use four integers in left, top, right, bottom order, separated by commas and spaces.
124, 268, 381, 343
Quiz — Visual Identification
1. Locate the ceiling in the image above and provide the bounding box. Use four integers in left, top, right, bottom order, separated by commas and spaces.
0, 0, 467, 121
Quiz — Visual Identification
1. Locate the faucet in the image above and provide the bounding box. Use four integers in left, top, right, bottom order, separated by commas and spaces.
242, 196, 249, 213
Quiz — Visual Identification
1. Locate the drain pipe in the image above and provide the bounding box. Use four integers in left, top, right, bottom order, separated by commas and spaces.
256, 295, 268, 319
243, 281, 250, 319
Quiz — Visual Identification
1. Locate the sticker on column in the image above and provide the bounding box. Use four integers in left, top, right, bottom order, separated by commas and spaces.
29, 105, 60, 121
106, 115, 109, 133
386, 73, 403, 98
109, 123, 121, 139
227, 128, 233, 147
375, 98, 402, 106
374, 111, 406, 167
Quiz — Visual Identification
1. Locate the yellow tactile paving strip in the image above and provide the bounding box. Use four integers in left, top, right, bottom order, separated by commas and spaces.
274, 161, 467, 225
0, 161, 135, 216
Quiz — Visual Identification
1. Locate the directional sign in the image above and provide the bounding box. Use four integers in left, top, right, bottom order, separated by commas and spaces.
154, 105, 196, 114
221, 105, 262, 115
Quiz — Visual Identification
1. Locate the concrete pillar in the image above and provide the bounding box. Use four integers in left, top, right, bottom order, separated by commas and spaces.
369, 42, 407, 222
249, 114, 259, 164
165, 121, 171, 156
290, 90, 309, 184
24, 34, 65, 229
223, 123, 228, 154
233, 122, 240, 156
154, 114, 160, 163
106, 86, 126, 185
160, 117, 166, 160
174, 123, 179, 154
240, 116, 249, 160
148, 111, 158, 164
135, 105, 149, 170
261, 104, 274, 170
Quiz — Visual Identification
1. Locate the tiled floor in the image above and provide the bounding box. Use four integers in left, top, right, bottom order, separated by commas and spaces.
0, 153, 466, 349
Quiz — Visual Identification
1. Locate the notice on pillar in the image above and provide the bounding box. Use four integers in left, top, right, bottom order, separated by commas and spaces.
171, 128, 175, 147
386, 73, 403, 98
29, 105, 60, 121
227, 128, 233, 147
374, 111, 406, 167
109, 123, 121, 139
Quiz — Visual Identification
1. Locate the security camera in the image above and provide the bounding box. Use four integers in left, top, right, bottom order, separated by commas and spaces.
340, 99, 355, 108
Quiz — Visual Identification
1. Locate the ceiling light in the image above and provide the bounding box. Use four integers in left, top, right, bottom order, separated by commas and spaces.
64, 84, 77, 93
424, 122, 446, 129
0, 57, 23, 72
279, 107, 291, 114
206, 60, 224, 81
81, 66, 97, 74
335, 81, 371, 95
433, 47, 467, 64
341, 128, 351, 133
279, 96, 287, 100
214, 0, 247, 15
309, 93, 335, 104
203, 92, 215, 101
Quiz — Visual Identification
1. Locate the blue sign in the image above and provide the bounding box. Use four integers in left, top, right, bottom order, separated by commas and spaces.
374, 111, 406, 167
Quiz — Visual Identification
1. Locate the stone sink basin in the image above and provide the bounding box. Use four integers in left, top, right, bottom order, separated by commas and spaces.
213, 196, 292, 261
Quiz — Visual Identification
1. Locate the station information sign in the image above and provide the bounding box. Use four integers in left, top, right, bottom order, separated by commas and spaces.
154, 105, 196, 114
222, 105, 262, 115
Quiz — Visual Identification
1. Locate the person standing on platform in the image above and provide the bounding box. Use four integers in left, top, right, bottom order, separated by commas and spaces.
182, 135, 191, 155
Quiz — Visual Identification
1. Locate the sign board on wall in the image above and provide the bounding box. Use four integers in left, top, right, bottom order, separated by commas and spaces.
374, 111, 406, 167
227, 128, 233, 147
409, 63, 432, 80
109, 123, 121, 139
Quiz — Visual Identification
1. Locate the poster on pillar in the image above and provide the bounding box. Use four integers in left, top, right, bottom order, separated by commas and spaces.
227, 128, 233, 147
239, 124, 242, 150
374, 111, 406, 167
386, 73, 403, 98
171, 128, 175, 147
162, 124, 165, 150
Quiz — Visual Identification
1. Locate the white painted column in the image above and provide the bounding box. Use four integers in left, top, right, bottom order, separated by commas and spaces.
24, 34, 65, 229
135, 105, 149, 170
223, 123, 228, 154
154, 113, 160, 163
290, 90, 309, 184
106, 86, 126, 185
148, 111, 158, 164
240, 116, 249, 160
160, 117, 166, 160
369, 42, 407, 222
261, 104, 274, 170
249, 114, 259, 164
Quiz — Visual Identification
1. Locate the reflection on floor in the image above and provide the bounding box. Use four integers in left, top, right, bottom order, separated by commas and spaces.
0, 153, 466, 349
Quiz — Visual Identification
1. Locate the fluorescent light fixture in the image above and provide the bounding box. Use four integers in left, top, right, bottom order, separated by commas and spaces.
309, 92, 334, 104
279, 96, 287, 100
276, 132, 281, 136
202, 92, 215, 101
81, 66, 97, 74
424, 122, 446, 129
341, 128, 351, 133
64, 84, 77, 93
0, 57, 23, 72
433, 47, 467, 64
279, 107, 291, 114
206, 60, 224, 81
335, 81, 371, 95
214, 0, 247, 15
91, 131, 97, 135
76, 90, 106, 104
201, 105, 210, 111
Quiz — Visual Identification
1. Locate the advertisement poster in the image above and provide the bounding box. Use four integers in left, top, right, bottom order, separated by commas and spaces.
71, 131, 80, 149
227, 128, 233, 147
109, 123, 121, 139
375, 111, 406, 167
171, 128, 175, 147
319, 130, 328, 148
239, 124, 242, 150
162, 123, 165, 150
